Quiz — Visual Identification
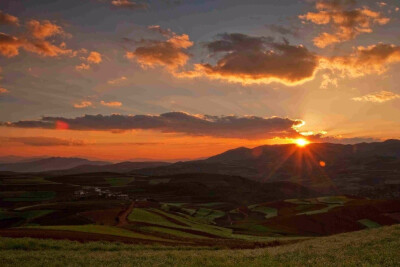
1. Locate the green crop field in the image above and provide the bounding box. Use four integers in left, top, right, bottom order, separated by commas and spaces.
128, 208, 236, 239
2, 191, 56, 202
1, 224, 399, 266
139, 226, 209, 239
249, 205, 278, 219
128, 208, 180, 228
26, 225, 168, 241
0, 177, 55, 185
105, 177, 135, 186
317, 196, 349, 204
298, 204, 342, 215
358, 219, 381, 229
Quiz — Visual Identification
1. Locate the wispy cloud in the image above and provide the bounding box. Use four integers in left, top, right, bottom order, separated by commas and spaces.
1, 136, 86, 146
111, 0, 148, 10
0, 87, 9, 94
100, 100, 122, 107
107, 76, 127, 85
321, 43, 400, 77
73, 101, 93, 108
75, 63, 91, 71
0, 10, 19, 26
352, 90, 400, 103
75, 51, 102, 71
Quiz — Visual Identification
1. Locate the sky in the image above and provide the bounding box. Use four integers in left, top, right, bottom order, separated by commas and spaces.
0, 0, 400, 161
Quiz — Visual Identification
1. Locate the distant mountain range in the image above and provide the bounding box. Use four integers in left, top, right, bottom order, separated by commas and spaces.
0, 157, 110, 173
134, 139, 400, 176
1, 140, 400, 198
0, 156, 47, 164
132, 139, 400, 197
47, 161, 171, 175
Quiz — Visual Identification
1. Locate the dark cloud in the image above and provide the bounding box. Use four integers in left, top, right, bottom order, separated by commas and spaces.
206, 33, 273, 53
3, 112, 305, 140
1, 137, 86, 146
187, 33, 318, 85
0, 10, 19, 26
267, 25, 299, 37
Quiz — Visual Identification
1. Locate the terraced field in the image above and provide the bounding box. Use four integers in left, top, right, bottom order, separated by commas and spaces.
1, 172, 400, 247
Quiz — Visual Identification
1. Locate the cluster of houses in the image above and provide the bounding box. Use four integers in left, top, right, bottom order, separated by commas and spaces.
74, 187, 129, 200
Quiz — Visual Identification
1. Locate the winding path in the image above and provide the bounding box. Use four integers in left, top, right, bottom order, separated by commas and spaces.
117, 201, 135, 226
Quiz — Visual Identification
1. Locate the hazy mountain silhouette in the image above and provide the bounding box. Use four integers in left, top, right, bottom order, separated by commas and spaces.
132, 140, 400, 197
47, 161, 171, 175
0, 157, 110, 173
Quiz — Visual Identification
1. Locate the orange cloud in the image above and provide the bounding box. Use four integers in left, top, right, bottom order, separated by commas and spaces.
177, 33, 318, 86
75, 63, 90, 71
0, 19, 74, 58
126, 26, 193, 70
26, 20, 65, 39
73, 101, 93, 108
352, 90, 400, 103
322, 43, 400, 77
0, 87, 9, 94
75, 51, 102, 70
377, 2, 387, 8
300, 0, 390, 47
107, 76, 127, 85
0, 10, 19, 26
111, 0, 148, 9
100, 100, 122, 107
23, 39, 73, 57
0, 33, 24, 57
87, 51, 102, 64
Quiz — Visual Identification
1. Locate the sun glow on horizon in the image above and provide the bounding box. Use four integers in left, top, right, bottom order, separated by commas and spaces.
295, 138, 310, 147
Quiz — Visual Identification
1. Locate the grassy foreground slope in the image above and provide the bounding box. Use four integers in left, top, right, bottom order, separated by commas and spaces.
1, 224, 399, 266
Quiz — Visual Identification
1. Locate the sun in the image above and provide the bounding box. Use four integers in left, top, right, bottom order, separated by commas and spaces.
295, 138, 310, 147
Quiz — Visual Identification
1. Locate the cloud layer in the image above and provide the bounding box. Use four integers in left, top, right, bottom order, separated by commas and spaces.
1, 137, 86, 146
3, 112, 305, 140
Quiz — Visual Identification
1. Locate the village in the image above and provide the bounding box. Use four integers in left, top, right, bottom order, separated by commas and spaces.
73, 187, 130, 200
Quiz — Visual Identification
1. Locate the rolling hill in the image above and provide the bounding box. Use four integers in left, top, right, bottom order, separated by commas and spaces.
132, 140, 400, 197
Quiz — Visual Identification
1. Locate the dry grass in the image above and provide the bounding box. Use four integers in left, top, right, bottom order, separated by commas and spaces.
0, 224, 399, 266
